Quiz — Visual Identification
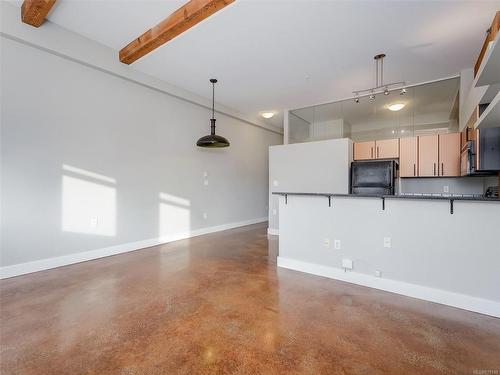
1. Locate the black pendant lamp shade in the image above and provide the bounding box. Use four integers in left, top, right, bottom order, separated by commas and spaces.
196, 79, 230, 148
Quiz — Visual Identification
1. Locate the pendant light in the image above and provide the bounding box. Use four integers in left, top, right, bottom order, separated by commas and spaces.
196, 79, 230, 148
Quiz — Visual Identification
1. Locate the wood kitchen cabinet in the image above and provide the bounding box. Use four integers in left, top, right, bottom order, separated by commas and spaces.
438, 132, 461, 176
399, 137, 418, 177
353, 139, 399, 160
376, 139, 399, 159
353, 141, 375, 160
418, 135, 439, 176
416, 133, 461, 177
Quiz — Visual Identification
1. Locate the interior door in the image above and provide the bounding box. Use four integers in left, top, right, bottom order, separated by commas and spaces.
418, 135, 439, 176
375, 139, 399, 159
399, 137, 418, 177
353, 141, 375, 160
439, 133, 461, 176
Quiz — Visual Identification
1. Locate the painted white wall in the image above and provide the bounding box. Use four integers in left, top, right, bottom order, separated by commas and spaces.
0, 8, 282, 269
268, 138, 352, 232
278, 195, 500, 316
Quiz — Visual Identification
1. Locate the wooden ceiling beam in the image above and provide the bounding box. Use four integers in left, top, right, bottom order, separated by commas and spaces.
119, 0, 235, 65
21, 0, 57, 27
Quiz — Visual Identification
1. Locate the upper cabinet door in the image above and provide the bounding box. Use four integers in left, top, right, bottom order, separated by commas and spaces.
418, 135, 439, 176
439, 133, 461, 176
399, 137, 418, 177
353, 141, 375, 160
375, 139, 399, 159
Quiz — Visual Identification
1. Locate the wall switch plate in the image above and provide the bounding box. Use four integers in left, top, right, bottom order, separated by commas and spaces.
383, 237, 392, 248
443, 185, 449, 193
323, 238, 330, 248
375, 270, 382, 277
273, 180, 279, 187
334, 239, 341, 250
342, 258, 353, 270
203, 213, 208, 220
204, 179, 209, 186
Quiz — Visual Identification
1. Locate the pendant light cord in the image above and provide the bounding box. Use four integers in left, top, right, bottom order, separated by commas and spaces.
212, 81, 215, 119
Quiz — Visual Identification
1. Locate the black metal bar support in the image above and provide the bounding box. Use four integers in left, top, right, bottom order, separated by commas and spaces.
328, 196, 332, 207
450, 199, 454, 214
285, 194, 288, 205
382, 197, 385, 210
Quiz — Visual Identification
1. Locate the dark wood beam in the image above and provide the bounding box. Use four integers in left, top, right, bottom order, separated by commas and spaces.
21, 0, 57, 27
119, 0, 235, 65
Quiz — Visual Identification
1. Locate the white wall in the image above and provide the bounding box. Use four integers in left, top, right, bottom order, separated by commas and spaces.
0, 5, 282, 271
278, 195, 500, 317
268, 138, 352, 232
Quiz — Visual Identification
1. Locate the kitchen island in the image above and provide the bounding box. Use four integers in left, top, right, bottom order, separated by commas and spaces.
273, 192, 500, 317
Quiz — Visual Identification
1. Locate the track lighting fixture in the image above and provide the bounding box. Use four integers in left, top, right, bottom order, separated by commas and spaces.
352, 53, 405, 103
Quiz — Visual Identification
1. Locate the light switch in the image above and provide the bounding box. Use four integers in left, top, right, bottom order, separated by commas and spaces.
204, 179, 209, 186
324, 238, 330, 248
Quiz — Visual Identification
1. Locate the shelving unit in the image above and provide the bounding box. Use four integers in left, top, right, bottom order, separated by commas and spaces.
475, 91, 500, 129
474, 32, 500, 88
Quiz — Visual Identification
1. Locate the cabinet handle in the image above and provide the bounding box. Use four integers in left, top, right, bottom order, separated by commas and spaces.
433, 163, 436, 176
441, 163, 444, 176
413, 164, 416, 176
377, 146, 380, 158
371, 147, 373, 158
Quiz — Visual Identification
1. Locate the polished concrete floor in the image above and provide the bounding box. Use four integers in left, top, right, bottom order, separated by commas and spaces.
1, 222, 500, 374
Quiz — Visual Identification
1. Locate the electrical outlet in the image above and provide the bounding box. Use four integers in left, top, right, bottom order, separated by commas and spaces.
375, 270, 382, 277
443, 185, 449, 193
334, 239, 341, 250
203, 213, 208, 220
342, 258, 353, 270
324, 238, 330, 248
90, 216, 98, 228
383, 237, 392, 248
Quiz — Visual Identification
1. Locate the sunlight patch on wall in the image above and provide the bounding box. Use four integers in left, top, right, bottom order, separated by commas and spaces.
159, 192, 191, 238
62, 165, 116, 236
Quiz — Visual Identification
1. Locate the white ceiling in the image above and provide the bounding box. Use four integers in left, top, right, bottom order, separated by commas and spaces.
14, 0, 500, 128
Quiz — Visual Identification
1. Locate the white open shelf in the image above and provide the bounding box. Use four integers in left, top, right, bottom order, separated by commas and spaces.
474, 32, 500, 88
475, 90, 500, 129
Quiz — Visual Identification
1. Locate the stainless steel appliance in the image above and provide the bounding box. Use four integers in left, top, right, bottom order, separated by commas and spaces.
461, 127, 500, 175
350, 160, 397, 195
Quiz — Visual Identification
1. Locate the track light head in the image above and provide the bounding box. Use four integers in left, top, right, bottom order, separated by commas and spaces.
400, 88, 406, 95
369, 92, 375, 100
384, 87, 390, 95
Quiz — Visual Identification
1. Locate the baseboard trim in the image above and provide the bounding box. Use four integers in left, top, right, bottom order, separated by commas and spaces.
277, 256, 500, 318
0, 218, 267, 279
267, 228, 279, 236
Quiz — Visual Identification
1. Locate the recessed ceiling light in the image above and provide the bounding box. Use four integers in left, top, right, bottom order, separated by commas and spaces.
261, 112, 275, 119
388, 103, 405, 111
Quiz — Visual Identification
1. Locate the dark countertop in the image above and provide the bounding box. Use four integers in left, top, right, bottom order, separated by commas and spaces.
272, 192, 500, 203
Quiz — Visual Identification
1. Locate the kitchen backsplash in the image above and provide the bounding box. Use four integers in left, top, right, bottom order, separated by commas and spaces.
398, 176, 497, 195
